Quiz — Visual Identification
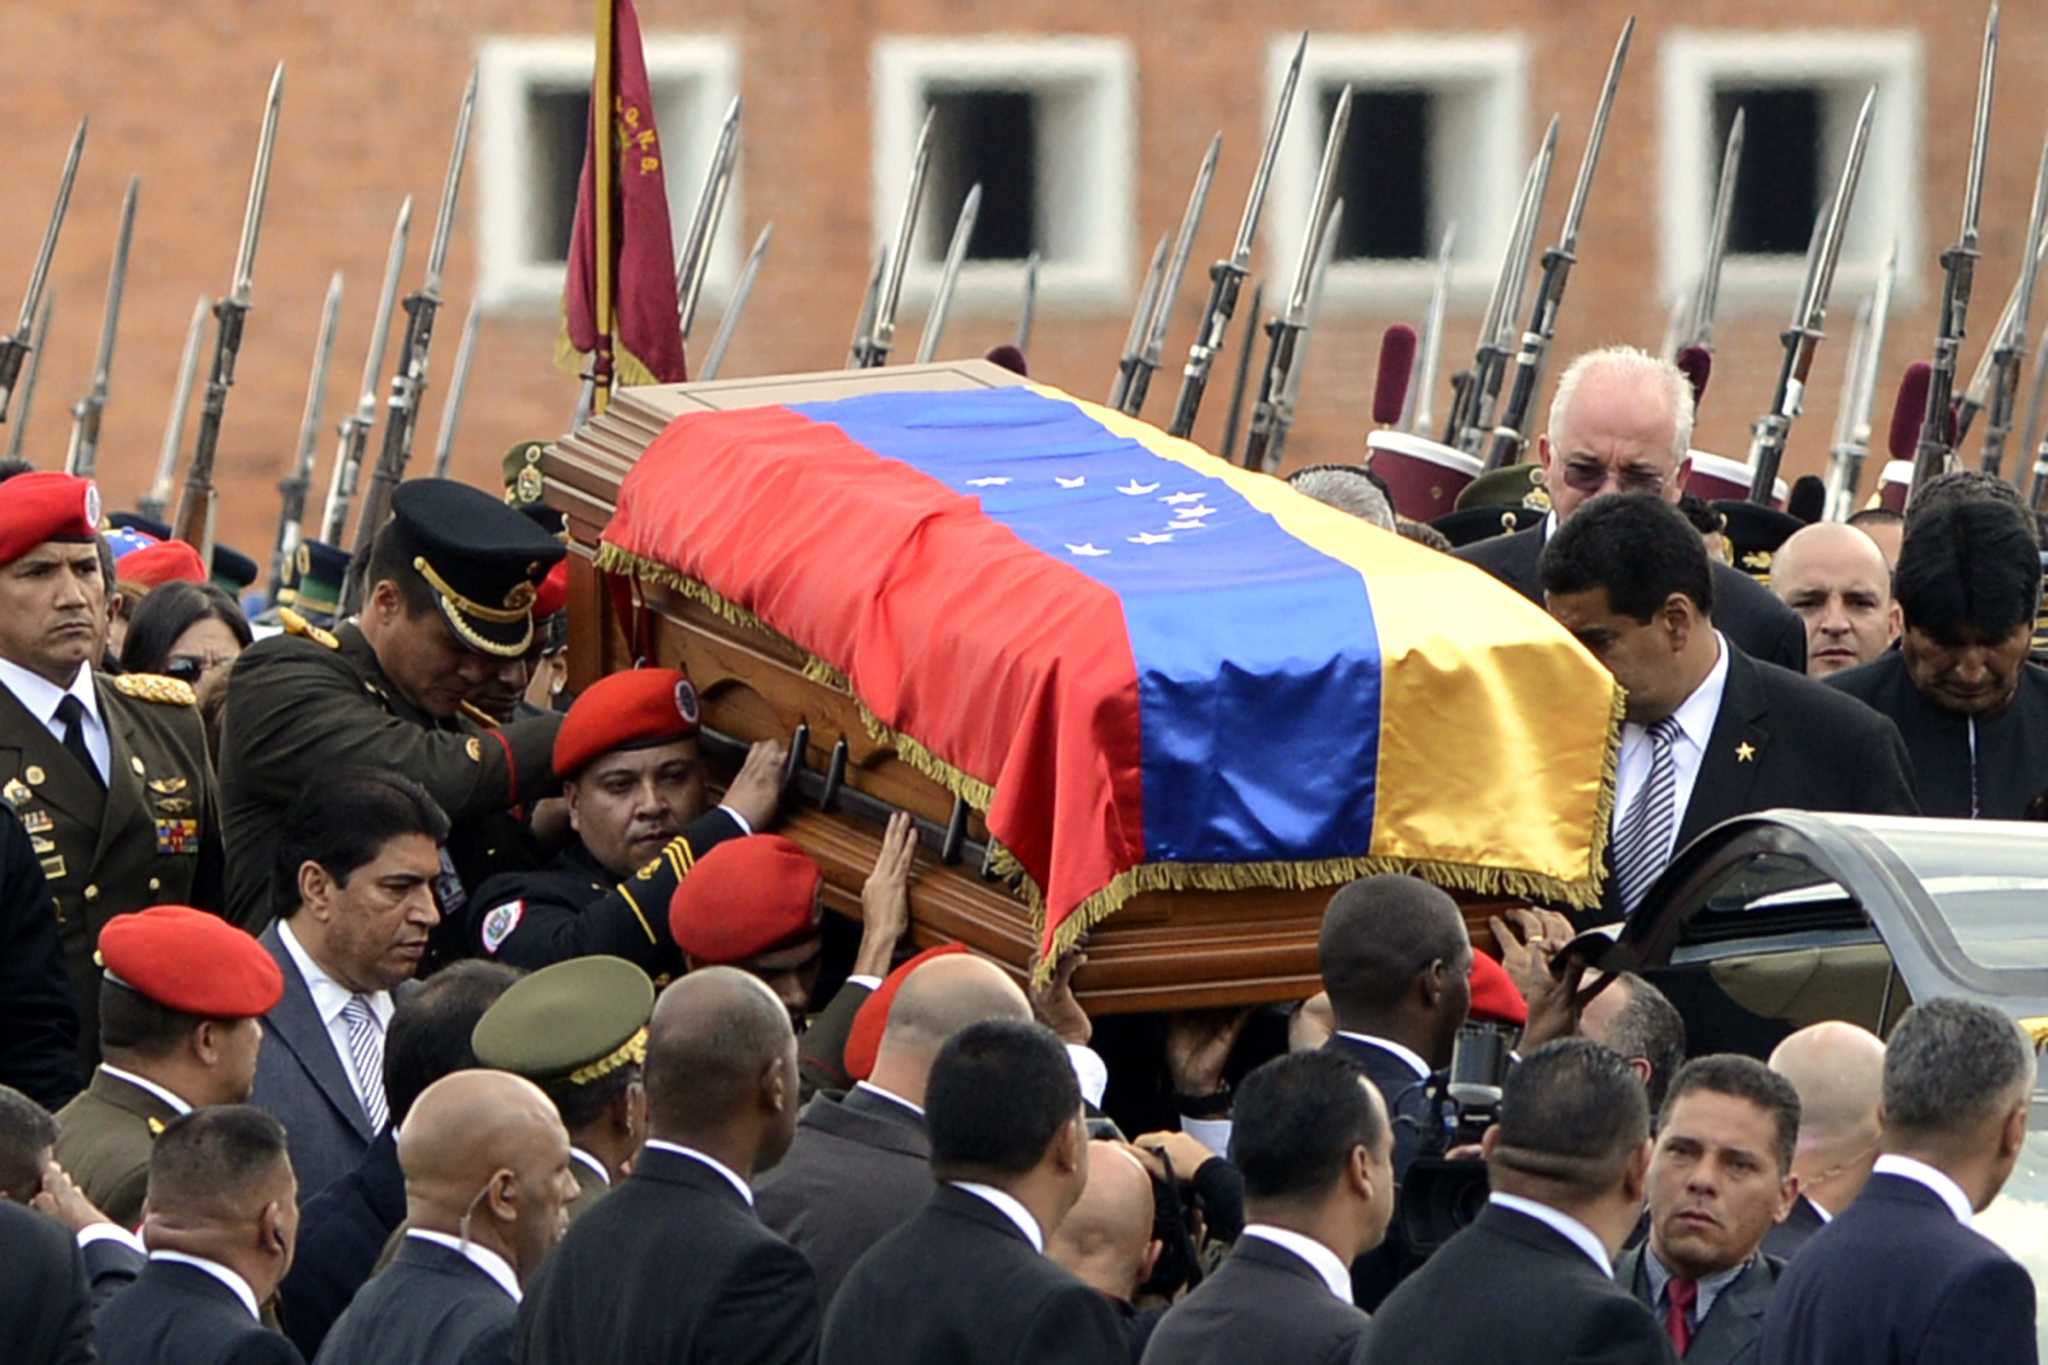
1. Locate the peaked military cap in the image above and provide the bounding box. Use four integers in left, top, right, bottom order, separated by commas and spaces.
503, 439, 566, 535
1429, 503, 1545, 549
291, 538, 352, 626
388, 478, 567, 658
471, 955, 654, 1087
1714, 500, 1805, 585
1453, 462, 1549, 513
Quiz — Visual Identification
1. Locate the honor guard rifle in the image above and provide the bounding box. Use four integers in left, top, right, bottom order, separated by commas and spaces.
317, 197, 411, 548
341, 68, 478, 617
1824, 240, 1897, 520
917, 184, 982, 364
699, 223, 773, 381
1975, 138, 2048, 481
265, 271, 343, 601
1744, 87, 1875, 505
852, 107, 936, 369
2, 291, 54, 464
1014, 251, 1040, 352
2027, 333, 2048, 508
1402, 223, 1457, 436
173, 64, 284, 562
676, 96, 740, 345
1217, 280, 1264, 463
0, 119, 86, 430
1168, 33, 1306, 440
137, 295, 206, 521
65, 176, 138, 479
1244, 85, 1354, 474
1954, 227, 2048, 453
1444, 118, 1557, 452
1683, 108, 1744, 358
1486, 18, 1634, 471
845, 246, 888, 370
1914, 3, 1999, 497
429, 301, 480, 480
1261, 199, 1344, 470
1120, 133, 1222, 417
1109, 236, 1170, 408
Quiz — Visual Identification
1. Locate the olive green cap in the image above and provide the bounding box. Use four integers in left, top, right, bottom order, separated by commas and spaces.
1454, 462, 1549, 512
471, 954, 654, 1085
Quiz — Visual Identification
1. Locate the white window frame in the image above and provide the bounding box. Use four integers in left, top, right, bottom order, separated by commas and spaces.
1264, 34, 1529, 313
475, 35, 740, 315
871, 36, 1135, 319
1658, 30, 1923, 315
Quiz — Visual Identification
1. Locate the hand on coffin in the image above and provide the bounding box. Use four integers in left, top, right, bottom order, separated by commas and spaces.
1131, 1130, 1217, 1182
1488, 907, 1575, 1007
1030, 949, 1092, 1047
852, 811, 917, 977
1287, 992, 1335, 1053
725, 739, 788, 832
1518, 951, 1619, 1051
1166, 1007, 1254, 1099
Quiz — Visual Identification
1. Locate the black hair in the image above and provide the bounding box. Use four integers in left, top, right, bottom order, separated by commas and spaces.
118, 580, 252, 675
1229, 1051, 1386, 1202
1598, 973, 1688, 1115
1676, 490, 1725, 538
1541, 492, 1715, 620
148, 1105, 290, 1212
364, 518, 438, 618
384, 959, 522, 1126
1493, 1038, 1649, 1194
1905, 470, 2041, 547
928, 1019, 1080, 1179
1395, 519, 1454, 553
1893, 499, 2043, 641
0, 458, 33, 482
271, 767, 450, 920
547, 1063, 642, 1134
1847, 507, 1904, 530
1318, 874, 1469, 1023
98, 979, 207, 1057
0, 1084, 58, 1200
1658, 1054, 1801, 1174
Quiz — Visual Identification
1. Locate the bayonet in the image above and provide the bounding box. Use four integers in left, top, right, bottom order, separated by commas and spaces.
675, 96, 740, 344
266, 270, 343, 600
1218, 280, 1264, 463
2, 290, 54, 464
845, 244, 887, 370
1825, 239, 1897, 519
1978, 136, 2048, 481
1124, 132, 1222, 416
1658, 285, 1693, 365
699, 222, 772, 381
1014, 251, 1040, 352
1689, 108, 1745, 351
139, 294, 206, 521
853, 106, 935, 369
1403, 222, 1457, 435
1168, 31, 1307, 439
319, 195, 411, 546
65, 175, 138, 478
917, 184, 981, 365
1445, 117, 1557, 450
1109, 234, 1169, 409
1955, 228, 2048, 444
2021, 326, 2048, 502
1268, 198, 1345, 463
429, 301, 480, 479
0, 118, 86, 426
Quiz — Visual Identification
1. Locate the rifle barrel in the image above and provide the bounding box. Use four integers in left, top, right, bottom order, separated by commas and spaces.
430, 301, 480, 479
141, 294, 206, 522
66, 175, 140, 479
699, 222, 773, 381
0, 117, 87, 426
3, 290, 55, 464
917, 184, 982, 365
1126, 132, 1223, 416
860, 106, 937, 368
269, 270, 345, 599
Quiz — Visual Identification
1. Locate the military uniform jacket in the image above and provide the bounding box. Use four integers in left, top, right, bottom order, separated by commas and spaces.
0, 668, 221, 1068
53, 1066, 186, 1228
217, 622, 560, 932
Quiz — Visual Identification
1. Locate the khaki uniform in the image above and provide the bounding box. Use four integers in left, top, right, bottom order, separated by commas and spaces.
566, 1154, 610, 1226
52, 1067, 186, 1227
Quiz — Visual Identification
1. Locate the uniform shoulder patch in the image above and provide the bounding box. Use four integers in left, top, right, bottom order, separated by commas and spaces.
112, 672, 198, 706
480, 900, 525, 955
278, 607, 341, 650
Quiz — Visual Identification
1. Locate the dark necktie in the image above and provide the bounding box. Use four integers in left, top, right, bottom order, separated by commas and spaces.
1664, 1274, 1697, 1356
55, 695, 105, 791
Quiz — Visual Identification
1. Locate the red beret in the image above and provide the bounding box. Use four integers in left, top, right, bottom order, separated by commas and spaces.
534, 559, 569, 619
0, 471, 99, 566
118, 539, 208, 589
668, 835, 824, 964
1468, 950, 1527, 1028
97, 906, 283, 1017
843, 942, 970, 1081
554, 667, 700, 778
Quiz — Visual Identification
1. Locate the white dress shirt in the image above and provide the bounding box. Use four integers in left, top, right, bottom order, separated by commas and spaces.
97, 1064, 193, 1116
1489, 1192, 1613, 1277
640, 1139, 754, 1207
1240, 1224, 1354, 1303
949, 1181, 1045, 1253
1610, 632, 1731, 864
1873, 1153, 1974, 1226
568, 1147, 610, 1188
405, 1228, 523, 1302
853, 1080, 925, 1118
1333, 1031, 1431, 1081
277, 920, 393, 1127
0, 656, 109, 784
150, 1250, 261, 1320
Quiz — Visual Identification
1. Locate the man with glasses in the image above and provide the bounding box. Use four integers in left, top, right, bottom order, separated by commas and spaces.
1455, 346, 1808, 672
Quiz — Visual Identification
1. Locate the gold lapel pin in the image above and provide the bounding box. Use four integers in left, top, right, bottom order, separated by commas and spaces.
1735, 742, 1757, 763
130, 756, 146, 775
24, 765, 45, 785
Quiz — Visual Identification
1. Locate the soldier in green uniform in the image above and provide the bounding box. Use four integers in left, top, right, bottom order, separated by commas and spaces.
217, 479, 568, 941
0, 471, 224, 1073
470, 954, 654, 1224
53, 905, 281, 1226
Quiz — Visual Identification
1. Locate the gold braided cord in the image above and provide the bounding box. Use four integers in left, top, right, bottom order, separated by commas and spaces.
567, 1027, 648, 1085
412, 556, 536, 623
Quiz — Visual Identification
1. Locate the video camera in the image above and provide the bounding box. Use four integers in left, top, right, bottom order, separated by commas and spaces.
1396, 1021, 1514, 1260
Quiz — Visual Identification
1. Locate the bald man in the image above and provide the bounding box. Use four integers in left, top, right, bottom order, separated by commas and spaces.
517, 967, 817, 1364
1050, 1141, 1165, 1362
315, 1070, 577, 1365
1764, 1022, 1886, 1258
1771, 523, 1901, 678
757, 952, 1032, 1310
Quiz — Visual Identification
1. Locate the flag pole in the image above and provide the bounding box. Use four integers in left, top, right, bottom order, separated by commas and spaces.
592, 0, 615, 416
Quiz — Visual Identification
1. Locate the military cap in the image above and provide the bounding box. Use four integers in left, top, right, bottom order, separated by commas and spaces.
103, 525, 157, 559
1428, 503, 1545, 549
97, 906, 283, 1017
108, 512, 256, 593
553, 667, 699, 778
117, 538, 207, 589
0, 471, 99, 564
843, 942, 970, 1081
503, 440, 566, 535
668, 835, 824, 964
471, 955, 654, 1086
1467, 951, 1526, 1028
291, 538, 352, 625
1714, 500, 1805, 584
388, 478, 568, 659
1452, 461, 1548, 513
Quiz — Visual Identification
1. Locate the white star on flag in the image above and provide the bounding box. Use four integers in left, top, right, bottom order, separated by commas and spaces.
1159, 492, 1206, 505
1128, 531, 1174, 545
966, 476, 1013, 487
1117, 479, 1161, 496
1056, 476, 1086, 488
1176, 505, 1218, 519
1066, 543, 1111, 557
1167, 519, 1206, 531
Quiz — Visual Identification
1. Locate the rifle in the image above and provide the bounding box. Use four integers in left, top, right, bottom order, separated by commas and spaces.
1123, 132, 1222, 417
1913, 2, 1999, 496
1244, 86, 1354, 474
1014, 251, 1040, 352
264, 270, 343, 602
2, 290, 54, 464
1264, 199, 1345, 470
1444, 117, 1558, 452
675, 96, 740, 344
1168, 32, 1306, 439
699, 222, 773, 381
1745, 87, 1875, 505
1824, 239, 1897, 521
916, 184, 981, 364
1402, 222, 1458, 436
1955, 227, 2048, 451
1109, 235, 1170, 408
429, 300, 480, 480
0, 118, 86, 428
1977, 138, 2048, 481
173, 63, 284, 563
845, 245, 888, 370
1486, 17, 1634, 471
851, 107, 935, 369
2020, 324, 2048, 505
1684, 107, 1745, 355
138, 295, 205, 521
65, 176, 139, 479
1217, 280, 1264, 464
341, 66, 477, 616
318, 196, 411, 547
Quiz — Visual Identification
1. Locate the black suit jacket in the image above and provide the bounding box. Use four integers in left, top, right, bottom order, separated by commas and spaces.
0, 1198, 95, 1365
81, 1229, 147, 1307
1758, 1193, 1826, 1261
1322, 1034, 1432, 1310
821, 1183, 1128, 1365
1759, 1173, 2037, 1364
1359, 1203, 1675, 1365
1617, 1245, 1784, 1365
1140, 1234, 1369, 1365
515, 1145, 817, 1364
94, 1257, 305, 1364
1456, 522, 1807, 672
755, 1083, 932, 1310
0, 803, 81, 1108
314, 1235, 517, 1365
276, 1130, 406, 1360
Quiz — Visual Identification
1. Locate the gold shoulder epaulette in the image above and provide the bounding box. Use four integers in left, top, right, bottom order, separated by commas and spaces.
278, 606, 341, 651
112, 672, 197, 706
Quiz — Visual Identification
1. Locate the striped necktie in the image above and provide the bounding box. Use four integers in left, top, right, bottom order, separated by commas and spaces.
1612, 716, 1683, 915
340, 996, 389, 1133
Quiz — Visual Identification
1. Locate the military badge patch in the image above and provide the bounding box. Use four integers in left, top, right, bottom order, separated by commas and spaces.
19, 809, 51, 834
3, 779, 29, 806
154, 818, 201, 855
675, 679, 700, 726
148, 777, 189, 795
480, 900, 525, 955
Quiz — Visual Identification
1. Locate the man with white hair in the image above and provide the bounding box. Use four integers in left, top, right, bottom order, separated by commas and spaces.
1455, 345, 1808, 671
1286, 465, 1397, 532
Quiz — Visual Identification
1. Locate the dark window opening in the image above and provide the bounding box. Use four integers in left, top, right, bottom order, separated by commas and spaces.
529, 88, 594, 263
925, 89, 1037, 261
1328, 87, 1430, 261
1714, 85, 1823, 256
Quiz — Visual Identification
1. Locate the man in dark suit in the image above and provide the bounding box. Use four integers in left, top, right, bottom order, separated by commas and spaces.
1, 1088, 148, 1307
1049, 1140, 1169, 1362
0, 803, 80, 1109
1618, 1056, 1804, 1363
822, 1018, 1128, 1365
1762, 1022, 1884, 1259
94, 1106, 305, 1365
1540, 494, 1918, 919
0, 1195, 96, 1365
1760, 998, 2039, 1364
757, 949, 1031, 1308
316, 1069, 577, 1365
1362, 1040, 1676, 1365
1142, 1051, 1395, 1365
1453, 347, 1806, 672
515, 967, 817, 1363
253, 769, 448, 1205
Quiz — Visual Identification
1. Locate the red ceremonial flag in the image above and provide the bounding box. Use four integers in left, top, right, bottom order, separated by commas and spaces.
562, 0, 688, 385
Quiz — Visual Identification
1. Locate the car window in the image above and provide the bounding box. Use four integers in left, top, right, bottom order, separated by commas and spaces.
1830, 818, 2048, 976
1684, 851, 1862, 943
1977, 1099, 2048, 1355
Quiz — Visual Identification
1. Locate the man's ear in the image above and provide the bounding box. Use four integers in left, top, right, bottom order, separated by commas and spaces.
1479, 1123, 1502, 1159
1773, 1172, 1801, 1224
1624, 1137, 1653, 1203
1671, 455, 1693, 496
760, 1055, 789, 1117
2002, 1102, 2029, 1162
1419, 958, 1447, 1010
189, 1019, 222, 1068
1054, 1112, 1086, 1175
486, 1168, 519, 1221
296, 860, 333, 919
1348, 1142, 1376, 1204
561, 778, 583, 835
1536, 434, 1556, 479
1139, 1237, 1164, 1286
1886, 599, 1903, 642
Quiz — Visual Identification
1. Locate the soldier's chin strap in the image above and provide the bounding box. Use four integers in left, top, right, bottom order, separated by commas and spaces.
603, 565, 655, 668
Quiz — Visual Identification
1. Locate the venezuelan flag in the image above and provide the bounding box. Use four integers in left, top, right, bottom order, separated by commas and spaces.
598, 383, 1621, 964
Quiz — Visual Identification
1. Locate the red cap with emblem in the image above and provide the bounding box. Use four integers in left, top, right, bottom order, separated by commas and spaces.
117, 539, 208, 588
668, 835, 824, 964
552, 667, 701, 778
842, 941, 970, 1081
1468, 949, 1527, 1028
534, 559, 569, 619
0, 471, 99, 566
97, 906, 284, 1017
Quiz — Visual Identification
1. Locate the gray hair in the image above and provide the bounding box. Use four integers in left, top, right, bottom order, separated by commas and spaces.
1589, 973, 1687, 1115
1883, 998, 2037, 1141
1287, 465, 1397, 531
1546, 344, 1696, 466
